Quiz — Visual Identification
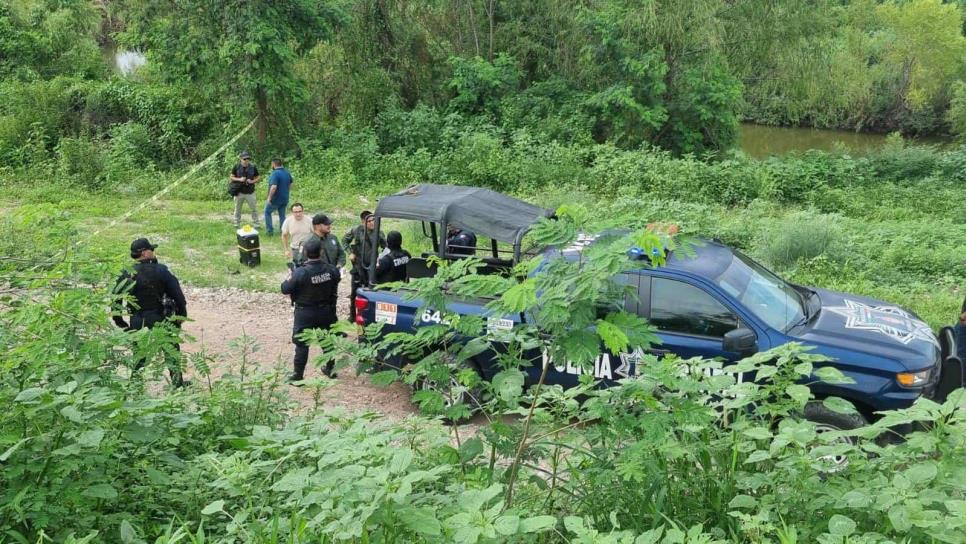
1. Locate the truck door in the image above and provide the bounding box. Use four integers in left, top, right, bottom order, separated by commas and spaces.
539, 273, 641, 387
638, 275, 748, 363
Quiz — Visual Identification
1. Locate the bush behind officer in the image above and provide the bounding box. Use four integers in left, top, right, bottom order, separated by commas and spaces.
281, 236, 341, 383
112, 238, 187, 387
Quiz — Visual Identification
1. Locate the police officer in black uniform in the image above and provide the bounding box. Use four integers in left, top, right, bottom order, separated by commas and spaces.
375, 231, 411, 284
112, 237, 188, 386
281, 236, 341, 383
446, 224, 477, 257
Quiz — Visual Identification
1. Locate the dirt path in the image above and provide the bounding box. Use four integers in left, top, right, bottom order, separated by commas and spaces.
179, 283, 419, 420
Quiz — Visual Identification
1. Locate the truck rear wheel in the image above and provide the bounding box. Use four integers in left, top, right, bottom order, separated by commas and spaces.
413, 358, 486, 425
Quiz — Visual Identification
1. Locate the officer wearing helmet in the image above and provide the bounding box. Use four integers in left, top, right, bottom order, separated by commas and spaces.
112, 237, 188, 387
281, 236, 341, 383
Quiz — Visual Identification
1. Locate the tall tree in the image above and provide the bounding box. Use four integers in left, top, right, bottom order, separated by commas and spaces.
116, 0, 343, 147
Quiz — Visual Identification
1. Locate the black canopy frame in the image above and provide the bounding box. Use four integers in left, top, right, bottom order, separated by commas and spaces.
367, 184, 554, 285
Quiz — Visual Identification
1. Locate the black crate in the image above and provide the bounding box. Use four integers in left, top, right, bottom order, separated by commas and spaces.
239, 247, 261, 267
237, 231, 260, 267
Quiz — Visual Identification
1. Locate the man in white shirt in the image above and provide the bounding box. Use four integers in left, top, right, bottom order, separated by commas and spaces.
280, 203, 313, 263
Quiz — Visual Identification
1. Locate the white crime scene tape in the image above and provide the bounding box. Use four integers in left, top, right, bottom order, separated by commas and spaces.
77, 117, 257, 245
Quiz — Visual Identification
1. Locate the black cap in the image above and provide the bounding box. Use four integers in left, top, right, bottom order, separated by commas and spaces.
239, 151, 252, 159
130, 237, 156, 258
360, 210, 373, 221
302, 237, 322, 258
312, 213, 332, 226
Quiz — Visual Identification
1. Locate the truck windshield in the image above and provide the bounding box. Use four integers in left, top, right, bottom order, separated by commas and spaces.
713, 250, 805, 332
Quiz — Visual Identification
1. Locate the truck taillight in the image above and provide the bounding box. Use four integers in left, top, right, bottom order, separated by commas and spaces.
355, 296, 369, 326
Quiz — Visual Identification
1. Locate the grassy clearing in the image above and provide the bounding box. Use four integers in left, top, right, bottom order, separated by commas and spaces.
3, 145, 964, 327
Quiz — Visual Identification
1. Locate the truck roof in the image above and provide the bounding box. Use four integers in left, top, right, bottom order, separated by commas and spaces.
375, 184, 554, 244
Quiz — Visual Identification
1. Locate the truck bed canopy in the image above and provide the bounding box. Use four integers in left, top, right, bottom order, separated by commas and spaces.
374, 184, 554, 244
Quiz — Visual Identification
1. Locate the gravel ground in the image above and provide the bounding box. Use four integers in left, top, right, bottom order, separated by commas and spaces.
179, 283, 418, 420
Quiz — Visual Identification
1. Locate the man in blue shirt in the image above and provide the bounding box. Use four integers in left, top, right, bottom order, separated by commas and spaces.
264, 157, 293, 236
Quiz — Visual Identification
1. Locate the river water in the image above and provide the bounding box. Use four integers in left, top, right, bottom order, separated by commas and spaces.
738, 123, 950, 159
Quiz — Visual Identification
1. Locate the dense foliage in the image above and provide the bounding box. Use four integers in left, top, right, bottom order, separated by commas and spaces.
1, 212, 965, 542
6, 0, 966, 179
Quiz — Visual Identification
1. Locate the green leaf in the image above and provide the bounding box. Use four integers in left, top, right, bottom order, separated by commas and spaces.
77, 429, 105, 448
400, 507, 442, 536
389, 449, 414, 474
492, 369, 524, 403
823, 397, 857, 415
563, 516, 584, 533
596, 319, 630, 354
745, 450, 771, 463
841, 490, 871, 508
60, 405, 84, 423
729, 494, 757, 509
370, 370, 399, 386
785, 384, 811, 405
494, 515, 520, 536
888, 504, 912, 532
412, 389, 446, 413
814, 366, 853, 384
82, 484, 118, 499
458, 484, 503, 511
904, 462, 938, 485
458, 438, 484, 463
500, 281, 536, 312
519, 515, 556, 533
119, 520, 137, 544
828, 514, 856, 536
0, 438, 29, 462
742, 427, 772, 440
272, 467, 313, 492
201, 500, 225, 516
14, 388, 45, 402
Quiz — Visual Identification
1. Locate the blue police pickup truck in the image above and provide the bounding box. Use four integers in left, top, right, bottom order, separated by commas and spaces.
355, 184, 963, 430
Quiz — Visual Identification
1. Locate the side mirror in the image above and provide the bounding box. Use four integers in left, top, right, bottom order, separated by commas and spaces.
723, 327, 758, 355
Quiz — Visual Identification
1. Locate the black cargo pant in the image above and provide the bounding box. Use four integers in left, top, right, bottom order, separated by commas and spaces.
348, 268, 365, 323
292, 305, 337, 378
130, 310, 185, 386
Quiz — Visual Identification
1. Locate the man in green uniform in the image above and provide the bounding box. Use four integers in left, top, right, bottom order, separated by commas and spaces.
343, 211, 385, 323
309, 213, 346, 269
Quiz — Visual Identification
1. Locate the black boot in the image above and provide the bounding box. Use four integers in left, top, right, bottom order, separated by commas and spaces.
288, 360, 306, 386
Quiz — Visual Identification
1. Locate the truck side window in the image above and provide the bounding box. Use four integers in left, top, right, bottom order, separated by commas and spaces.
649, 277, 738, 338
595, 273, 639, 318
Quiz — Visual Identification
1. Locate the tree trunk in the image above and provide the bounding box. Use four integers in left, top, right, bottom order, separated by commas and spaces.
256, 86, 268, 147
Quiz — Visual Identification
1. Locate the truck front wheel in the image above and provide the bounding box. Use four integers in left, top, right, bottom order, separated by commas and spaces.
803, 401, 869, 469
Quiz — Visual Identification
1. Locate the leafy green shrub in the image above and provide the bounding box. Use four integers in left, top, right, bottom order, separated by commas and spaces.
865, 134, 942, 182
757, 211, 843, 269
447, 54, 521, 117
374, 100, 448, 153
55, 137, 106, 190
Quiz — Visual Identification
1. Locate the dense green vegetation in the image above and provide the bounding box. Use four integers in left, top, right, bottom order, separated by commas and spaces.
2, 0, 966, 542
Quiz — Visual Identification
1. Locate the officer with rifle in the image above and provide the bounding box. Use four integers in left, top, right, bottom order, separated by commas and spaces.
112, 237, 188, 387
343, 211, 385, 322
281, 236, 341, 383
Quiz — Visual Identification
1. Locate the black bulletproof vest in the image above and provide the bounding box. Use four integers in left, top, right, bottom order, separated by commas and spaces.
235, 163, 256, 194
130, 261, 165, 313
291, 261, 339, 307
377, 249, 410, 283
